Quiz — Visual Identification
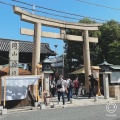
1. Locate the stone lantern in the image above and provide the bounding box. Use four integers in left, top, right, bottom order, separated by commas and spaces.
98, 59, 113, 99
42, 57, 52, 71
99, 59, 113, 72
42, 57, 53, 91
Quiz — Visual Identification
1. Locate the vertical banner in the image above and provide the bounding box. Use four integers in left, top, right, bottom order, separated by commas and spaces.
9, 41, 19, 76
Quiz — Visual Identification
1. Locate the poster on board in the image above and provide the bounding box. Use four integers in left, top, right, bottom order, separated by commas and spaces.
110, 72, 120, 83
2, 75, 42, 101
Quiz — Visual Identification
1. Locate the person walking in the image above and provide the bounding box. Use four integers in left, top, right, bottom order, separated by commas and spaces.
74, 77, 79, 97
38, 79, 42, 96
50, 76, 56, 97
70, 79, 74, 98
66, 76, 73, 101
66, 76, 70, 101
57, 75, 67, 108
88, 74, 98, 98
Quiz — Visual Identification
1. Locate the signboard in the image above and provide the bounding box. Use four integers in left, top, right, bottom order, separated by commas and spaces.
10, 61, 18, 67
110, 72, 120, 83
9, 41, 19, 76
92, 70, 99, 79
10, 68, 19, 76
10, 50, 19, 60
2, 75, 42, 101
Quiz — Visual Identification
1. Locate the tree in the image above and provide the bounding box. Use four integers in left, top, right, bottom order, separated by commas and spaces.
64, 19, 120, 74
64, 18, 100, 72
108, 41, 120, 64
99, 20, 120, 64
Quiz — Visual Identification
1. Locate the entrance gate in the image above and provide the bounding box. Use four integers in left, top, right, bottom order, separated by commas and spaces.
13, 6, 101, 92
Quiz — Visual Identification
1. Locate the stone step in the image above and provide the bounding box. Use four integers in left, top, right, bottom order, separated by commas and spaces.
0, 108, 7, 115
0, 106, 3, 110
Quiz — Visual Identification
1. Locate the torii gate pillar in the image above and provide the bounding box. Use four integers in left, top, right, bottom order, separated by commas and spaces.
32, 23, 41, 75
83, 30, 91, 93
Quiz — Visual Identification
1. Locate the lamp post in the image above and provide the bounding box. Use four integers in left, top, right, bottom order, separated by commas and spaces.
99, 59, 113, 99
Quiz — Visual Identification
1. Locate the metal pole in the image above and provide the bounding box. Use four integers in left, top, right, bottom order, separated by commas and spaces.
32, 5, 35, 14
3, 76, 6, 108
42, 73, 44, 102
54, 45, 58, 57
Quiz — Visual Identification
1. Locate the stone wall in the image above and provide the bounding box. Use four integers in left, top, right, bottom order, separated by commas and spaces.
1, 98, 33, 109
109, 85, 120, 97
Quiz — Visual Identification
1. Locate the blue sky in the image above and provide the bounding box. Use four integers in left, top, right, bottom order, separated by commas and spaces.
0, 0, 120, 56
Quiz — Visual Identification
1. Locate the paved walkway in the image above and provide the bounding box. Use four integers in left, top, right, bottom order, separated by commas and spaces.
7, 95, 120, 114
48, 95, 120, 108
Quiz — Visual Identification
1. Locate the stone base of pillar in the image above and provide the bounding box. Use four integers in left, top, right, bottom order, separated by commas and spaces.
115, 95, 120, 100
34, 102, 39, 107
70, 98, 74, 104
94, 96, 98, 102
40, 104, 46, 109
1, 108, 7, 115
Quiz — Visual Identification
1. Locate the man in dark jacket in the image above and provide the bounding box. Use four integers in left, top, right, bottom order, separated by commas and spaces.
88, 74, 98, 98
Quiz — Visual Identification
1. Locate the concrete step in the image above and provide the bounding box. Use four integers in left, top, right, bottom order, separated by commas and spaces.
0, 108, 7, 115
0, 106, 3, 110
7, 106, 38, 114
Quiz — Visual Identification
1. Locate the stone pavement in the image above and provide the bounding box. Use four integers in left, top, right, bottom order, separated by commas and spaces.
48, 95, 120, 108
6, 95, 120, 114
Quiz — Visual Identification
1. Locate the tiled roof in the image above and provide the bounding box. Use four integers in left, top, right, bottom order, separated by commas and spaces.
0, 38, 55, 55
110, 65, 120, 70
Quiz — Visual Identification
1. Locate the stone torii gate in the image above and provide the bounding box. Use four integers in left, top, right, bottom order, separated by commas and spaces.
13, 6, 101, 93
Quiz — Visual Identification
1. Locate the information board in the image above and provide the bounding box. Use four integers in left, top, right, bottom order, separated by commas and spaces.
9, 41, 19, 76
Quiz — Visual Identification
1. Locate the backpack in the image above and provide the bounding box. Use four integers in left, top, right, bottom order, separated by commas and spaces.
68, 80, 73, 89
57, 80, 62, 89
51, 80, 55, 88
57, 84, 62, 88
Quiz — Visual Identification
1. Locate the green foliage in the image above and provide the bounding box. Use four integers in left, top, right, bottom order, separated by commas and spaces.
64, 18, 120, 73
99, 20, 120, 64
64, 18, 100, 72
79, 18, 96, 24
108, 41, 120, 64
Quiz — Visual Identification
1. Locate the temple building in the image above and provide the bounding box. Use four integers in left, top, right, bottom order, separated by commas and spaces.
0, 38, 55, 67
0, 38, 56, 108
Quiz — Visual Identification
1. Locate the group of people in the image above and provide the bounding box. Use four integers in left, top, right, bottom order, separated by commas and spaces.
49, 75, 84, 107
49, 74, 98, 107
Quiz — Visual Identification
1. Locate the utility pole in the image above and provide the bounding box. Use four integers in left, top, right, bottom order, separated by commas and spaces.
54, 45, 58, 76
32, 5, 35, 14
54, 45, 58, 57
